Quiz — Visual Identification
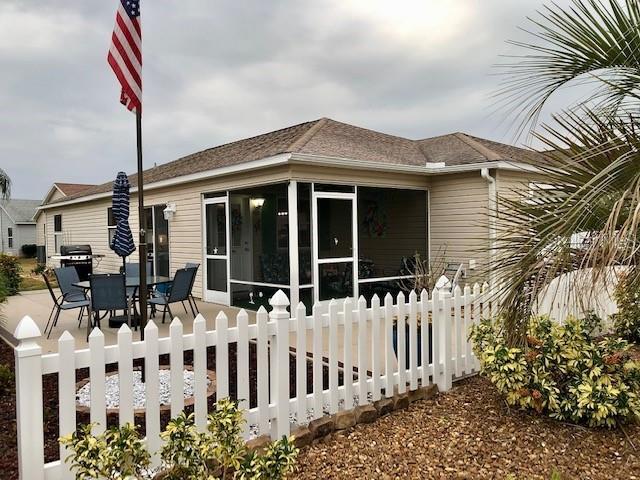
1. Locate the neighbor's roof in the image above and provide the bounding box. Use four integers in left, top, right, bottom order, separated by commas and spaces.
0, 199, 41, 224
45, 117, 544, 205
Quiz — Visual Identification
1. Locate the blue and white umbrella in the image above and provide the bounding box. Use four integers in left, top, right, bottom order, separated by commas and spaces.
110, 172, 136, 259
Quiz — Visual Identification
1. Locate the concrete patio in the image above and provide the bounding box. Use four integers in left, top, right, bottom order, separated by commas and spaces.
0, 289, 253, 353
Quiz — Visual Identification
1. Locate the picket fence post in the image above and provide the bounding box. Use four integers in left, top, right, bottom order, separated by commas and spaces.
13, 316, 45, 480
269, 290, 291, 438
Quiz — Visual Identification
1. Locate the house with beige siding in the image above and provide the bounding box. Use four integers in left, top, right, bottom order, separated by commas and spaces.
35, 118, 541, 311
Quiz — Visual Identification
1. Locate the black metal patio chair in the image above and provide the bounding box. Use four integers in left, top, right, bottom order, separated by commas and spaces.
54, 266, 88, 303
121, 262, 141, 300
184, 262, 200, 315
89, 273, 132, 332
149, 267, 196, 322
43, 274, 89, 339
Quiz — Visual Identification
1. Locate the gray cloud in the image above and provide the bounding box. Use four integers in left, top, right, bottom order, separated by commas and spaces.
1, 0, 573, 199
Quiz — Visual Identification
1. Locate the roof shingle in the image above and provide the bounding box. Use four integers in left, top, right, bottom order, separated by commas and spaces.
45, 118, 543, 205
0, 199, 41, 223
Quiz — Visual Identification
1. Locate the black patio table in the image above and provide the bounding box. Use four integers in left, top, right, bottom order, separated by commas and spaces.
74, 275, 172, 335
74, 275, 171, 291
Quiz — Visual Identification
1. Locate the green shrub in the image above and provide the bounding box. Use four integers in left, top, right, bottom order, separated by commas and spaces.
612, 273, 640, 343
0, 363, 14, 395
60, 423, 150, 480
31, 263, 47, 276
160, 399, 298, 480
60, 398, 299, 480
0, 254, 21, 295
0, 272, 9, 304
20, 244, 37, 258
470, 315, 640, 427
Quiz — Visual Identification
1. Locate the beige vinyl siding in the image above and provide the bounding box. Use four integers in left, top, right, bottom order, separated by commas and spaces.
290, 164, 429, 189
496, 168, 538, 201
429, 171, 489, 284
49, 189, 66, 202
36, 213, 46, 246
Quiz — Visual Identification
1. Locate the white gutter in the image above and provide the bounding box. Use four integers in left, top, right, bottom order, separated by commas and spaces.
481, 168, 497, 288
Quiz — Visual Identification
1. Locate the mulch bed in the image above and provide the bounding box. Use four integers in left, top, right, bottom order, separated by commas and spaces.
0, 335, 337, 480
296, 375, 640, 480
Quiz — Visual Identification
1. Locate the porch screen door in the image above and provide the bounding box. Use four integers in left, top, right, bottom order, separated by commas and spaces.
313, 190, 358, 303
203, 196, 230, 304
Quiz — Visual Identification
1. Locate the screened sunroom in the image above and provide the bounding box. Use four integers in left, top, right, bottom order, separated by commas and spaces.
202, 181, 428, 311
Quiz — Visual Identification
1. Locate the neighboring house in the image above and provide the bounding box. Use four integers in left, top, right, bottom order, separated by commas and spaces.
34, 183, 95, 262
0, 198, 41, 256
36, 118, 543, 310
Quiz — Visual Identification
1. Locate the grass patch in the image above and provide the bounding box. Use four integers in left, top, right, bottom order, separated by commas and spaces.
19, 276, 47, 291
17, 257, 54, 291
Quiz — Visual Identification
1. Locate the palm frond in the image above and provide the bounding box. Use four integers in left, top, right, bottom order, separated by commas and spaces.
0, 168, 10, 200
496, 0, 640, 135
490, 109, 640, 345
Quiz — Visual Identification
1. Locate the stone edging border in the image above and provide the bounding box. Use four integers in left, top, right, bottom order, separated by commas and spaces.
246, 384, 439, 451
75, 365, 217, 416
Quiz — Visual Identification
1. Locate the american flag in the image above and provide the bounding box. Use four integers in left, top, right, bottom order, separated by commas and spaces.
107, 0, 141, 113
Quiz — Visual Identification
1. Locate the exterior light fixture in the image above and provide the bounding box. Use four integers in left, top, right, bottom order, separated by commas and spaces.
163, 202, 176, 220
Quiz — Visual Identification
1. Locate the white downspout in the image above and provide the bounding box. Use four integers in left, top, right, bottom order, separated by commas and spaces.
481, 168, 497, 288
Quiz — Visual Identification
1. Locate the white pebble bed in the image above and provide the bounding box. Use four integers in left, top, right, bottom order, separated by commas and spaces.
76, 369, 210, 409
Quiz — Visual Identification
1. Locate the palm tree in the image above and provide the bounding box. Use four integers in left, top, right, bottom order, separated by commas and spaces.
0, 167, 9, 200
493, 0, 640, 346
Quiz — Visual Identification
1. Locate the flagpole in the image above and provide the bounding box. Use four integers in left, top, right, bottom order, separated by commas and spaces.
136, 108, 148, 341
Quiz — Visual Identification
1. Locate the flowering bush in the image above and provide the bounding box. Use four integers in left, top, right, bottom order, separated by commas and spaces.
60, 398, 298, 480
470, 315, 640, 427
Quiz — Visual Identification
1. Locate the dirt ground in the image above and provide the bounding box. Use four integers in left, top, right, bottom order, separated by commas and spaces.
295, 376, 640, 480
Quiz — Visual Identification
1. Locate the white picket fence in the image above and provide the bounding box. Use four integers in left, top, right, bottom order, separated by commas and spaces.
13, 283, 492, 480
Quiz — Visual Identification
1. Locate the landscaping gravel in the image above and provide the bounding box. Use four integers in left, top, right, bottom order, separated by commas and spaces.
76, 369, 210, 409
295, 376, 640, 480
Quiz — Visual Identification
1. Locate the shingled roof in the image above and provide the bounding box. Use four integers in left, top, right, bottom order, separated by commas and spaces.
54, 183, 96, 196
45, 118, 543, 205
0, 199, 41, 223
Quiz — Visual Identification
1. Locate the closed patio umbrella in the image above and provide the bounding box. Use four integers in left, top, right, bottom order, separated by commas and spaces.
110, 171, 136, 269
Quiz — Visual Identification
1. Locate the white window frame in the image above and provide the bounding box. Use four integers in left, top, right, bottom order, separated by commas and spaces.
107, 207, 116, 246
7, 227, 13, 249
53, 214, 63, 253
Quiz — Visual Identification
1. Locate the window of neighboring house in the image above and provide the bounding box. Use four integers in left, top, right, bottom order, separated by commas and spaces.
7, 227, 13, 249
107, 207, 116, 245
53, 214, 63, 253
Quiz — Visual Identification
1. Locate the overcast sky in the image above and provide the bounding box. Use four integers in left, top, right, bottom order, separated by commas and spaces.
1, 0, 578, 199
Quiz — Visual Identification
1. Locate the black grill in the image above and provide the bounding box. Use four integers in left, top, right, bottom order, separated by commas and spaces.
59, 245, 93, 281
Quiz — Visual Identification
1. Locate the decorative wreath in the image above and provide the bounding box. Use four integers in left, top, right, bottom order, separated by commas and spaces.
362, 201, 388, 237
